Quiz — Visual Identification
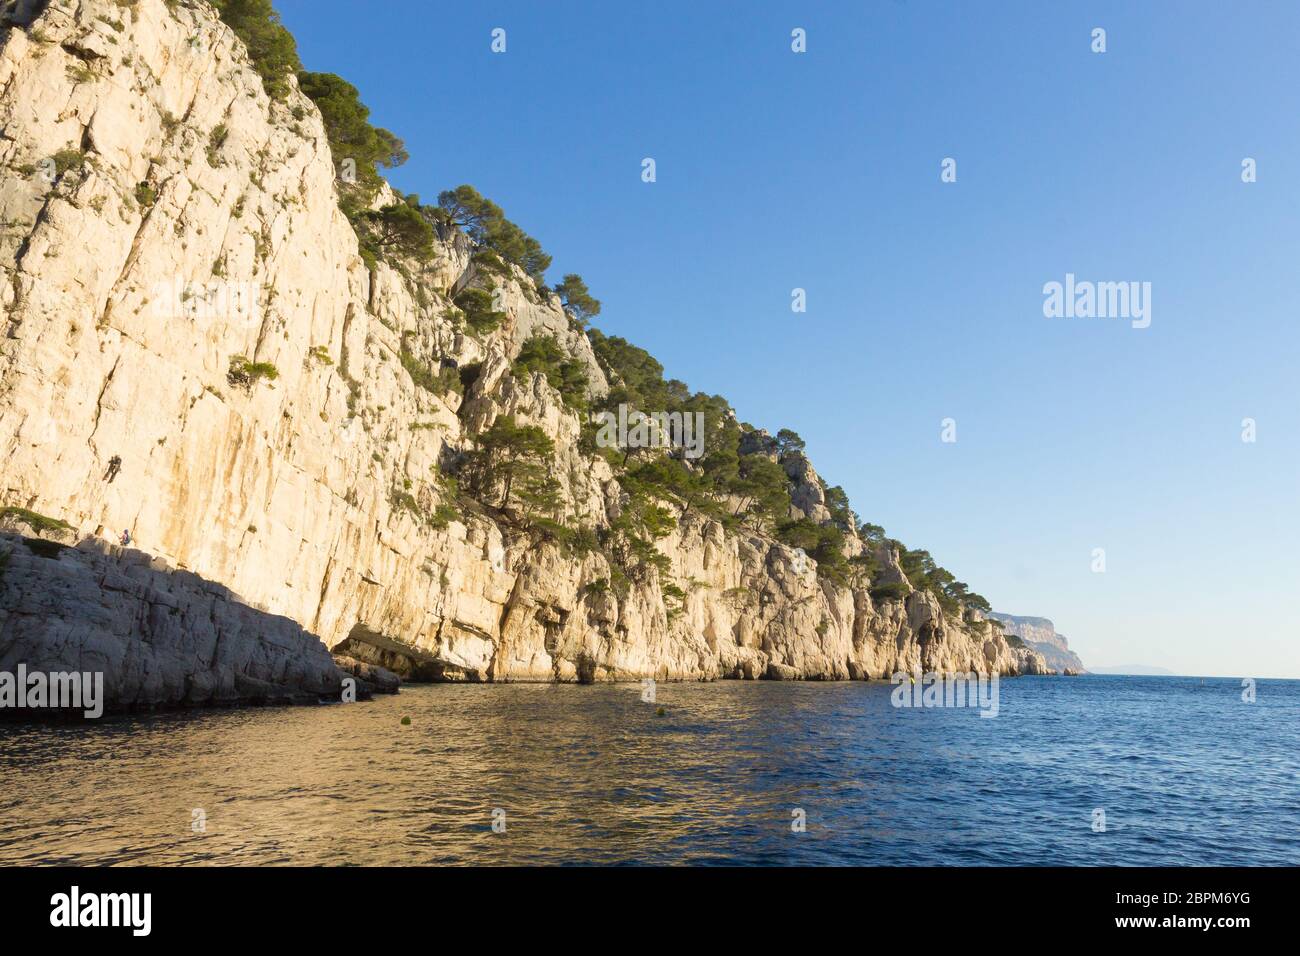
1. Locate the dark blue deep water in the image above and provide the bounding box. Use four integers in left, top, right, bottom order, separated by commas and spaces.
1, 675, 1296, 865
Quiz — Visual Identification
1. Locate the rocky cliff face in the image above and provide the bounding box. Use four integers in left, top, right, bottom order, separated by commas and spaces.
989, 613, 1086, 674
0, 527, 344, 710
0, 0, 1045, 696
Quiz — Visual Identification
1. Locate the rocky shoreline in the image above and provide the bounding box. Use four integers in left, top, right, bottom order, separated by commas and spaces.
0, 512, 1048, 717
0, 526, 398, 716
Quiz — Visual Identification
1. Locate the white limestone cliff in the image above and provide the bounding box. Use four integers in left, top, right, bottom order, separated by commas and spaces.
0, 0, 1045, 703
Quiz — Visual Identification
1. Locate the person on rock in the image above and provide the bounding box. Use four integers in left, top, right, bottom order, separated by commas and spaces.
120, 528, 132, 547
104, 455, 122, 483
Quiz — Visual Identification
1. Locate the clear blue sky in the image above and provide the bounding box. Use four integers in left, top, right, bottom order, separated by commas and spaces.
278, 1, 1300, 678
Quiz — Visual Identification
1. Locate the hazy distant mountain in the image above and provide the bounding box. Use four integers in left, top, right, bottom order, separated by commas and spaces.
988, 613, 1087, 674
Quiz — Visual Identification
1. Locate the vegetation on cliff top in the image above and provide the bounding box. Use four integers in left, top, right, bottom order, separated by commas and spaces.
296, 71, 407, 197
435, 185, 551, 285
553, 274, 601, 328
212, 0, 996, 619
211, 0, 301, 100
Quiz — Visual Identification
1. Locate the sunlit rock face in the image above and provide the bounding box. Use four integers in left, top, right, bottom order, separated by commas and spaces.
0, 0, 1040, 687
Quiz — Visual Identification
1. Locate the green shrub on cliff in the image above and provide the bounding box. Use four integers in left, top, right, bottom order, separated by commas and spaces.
622, 457, 712, 514
869, 581, 909, 602
858, 522, 886, 545
730, 453, 791, 524
400, 348, 460, 398
823, 484, 854, 531
211, 0, 302, 100
775, 428, 805, 456
585, 329, 752, 521
603, 491, 675, 584
453, 288, 505, 334
0, 507, 72, 536
215, 5, 420, 267
777, 518, 848, 584
438, 185, 551, 283
227, 356, 279, 389
51, 149, 84, 178
297, 70, 407, 207
553, 274, 601, 328
893, 546, 992, 618
462, 416, 558, 520
360, 198, 434, 262
587, 329, 674, 413
513, 334, 588, 411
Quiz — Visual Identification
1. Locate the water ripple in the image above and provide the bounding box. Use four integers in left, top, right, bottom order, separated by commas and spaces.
0, 676, 1297, 865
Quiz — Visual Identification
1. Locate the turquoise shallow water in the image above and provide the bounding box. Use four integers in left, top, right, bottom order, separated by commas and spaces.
0, 675, 1296, 865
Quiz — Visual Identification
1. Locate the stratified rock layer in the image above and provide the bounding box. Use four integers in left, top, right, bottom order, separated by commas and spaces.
0, 1, 1046, 688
